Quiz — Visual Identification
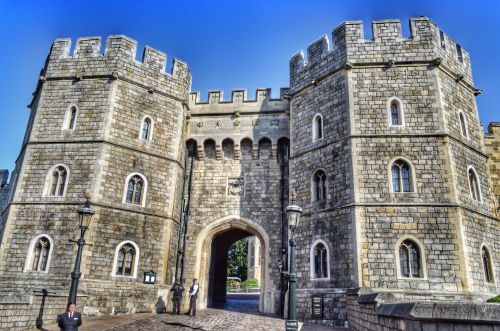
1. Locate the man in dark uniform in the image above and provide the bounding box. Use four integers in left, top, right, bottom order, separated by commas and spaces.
57, 302, 82, 331
170, 281, 184, 314
185, 278, 199, 316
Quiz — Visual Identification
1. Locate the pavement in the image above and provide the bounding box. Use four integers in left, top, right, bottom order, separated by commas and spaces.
30, 294, 346, 331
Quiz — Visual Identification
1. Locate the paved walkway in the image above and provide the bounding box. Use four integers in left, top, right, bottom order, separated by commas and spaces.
31, 295, 345, 330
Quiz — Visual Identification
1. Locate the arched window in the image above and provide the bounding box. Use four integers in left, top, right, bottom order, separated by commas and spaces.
468, 167, 481, 202
63, 105, 78, 130
398, 239, 422, 278
222, 138, 235, 160
314, 243, 328, 278
24, 235, 54, 272
312, 170, 327, 202
481, 245, 494, 284
312, 114, 323, 141
44, 165, 69, 197
258, 137, 272, 160
388, 98, 404, 126
140, 116, 154, 141
113, 241, 139, 277
123, 173, 147, 207
240, 138, 253, 160
459, 111, 468, 138
391, 159, 413, 193
310, 240, 329, 279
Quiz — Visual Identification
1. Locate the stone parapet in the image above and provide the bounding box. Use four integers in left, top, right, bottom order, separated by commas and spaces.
347, 287, 500, 331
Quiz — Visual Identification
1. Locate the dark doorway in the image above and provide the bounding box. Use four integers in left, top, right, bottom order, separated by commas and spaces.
207, 229, 260, 313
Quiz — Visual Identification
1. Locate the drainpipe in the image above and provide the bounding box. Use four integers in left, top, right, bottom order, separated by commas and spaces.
180, 156, 195, 285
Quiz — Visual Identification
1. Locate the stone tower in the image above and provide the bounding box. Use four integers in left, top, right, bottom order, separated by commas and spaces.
0, 35, 191, 325
289, 17, 498, 325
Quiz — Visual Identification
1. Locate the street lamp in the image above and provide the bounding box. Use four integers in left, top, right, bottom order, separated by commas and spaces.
68, 193, 95, 304
285, 192, 302, 331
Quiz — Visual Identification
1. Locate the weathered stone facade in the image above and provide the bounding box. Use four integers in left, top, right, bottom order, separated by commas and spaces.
0, 17, 498, 330
485, 122, 500, 216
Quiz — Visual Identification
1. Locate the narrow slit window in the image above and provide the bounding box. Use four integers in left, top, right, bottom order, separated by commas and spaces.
391, 101, 401, 126
459, 112, 468, 137
439, 30, 445, 48
468, 168, 481, 202
482, 246, 494, 284
141, 118, 152, 140
456, 44, 463, 63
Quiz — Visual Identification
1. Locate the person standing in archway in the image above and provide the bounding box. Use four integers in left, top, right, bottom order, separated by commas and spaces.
185, 278, 199, 316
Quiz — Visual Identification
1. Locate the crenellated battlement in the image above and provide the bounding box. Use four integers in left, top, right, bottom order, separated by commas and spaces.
189, 88, 290, 110
46, 35, 191, 101
290, 17, 473, 92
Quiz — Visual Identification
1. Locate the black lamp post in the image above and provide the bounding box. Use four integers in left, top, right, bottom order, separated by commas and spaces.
285, 192, 302, 331
68, 194, 94, 304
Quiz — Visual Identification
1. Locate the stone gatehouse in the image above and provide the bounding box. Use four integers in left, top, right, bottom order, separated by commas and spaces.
0, 17, 498, 330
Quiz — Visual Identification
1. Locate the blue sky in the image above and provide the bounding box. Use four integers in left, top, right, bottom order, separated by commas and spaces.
0, 0, 499, 171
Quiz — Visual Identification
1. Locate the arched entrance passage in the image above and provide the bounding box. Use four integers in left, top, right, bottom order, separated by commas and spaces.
194, 215, 273, 313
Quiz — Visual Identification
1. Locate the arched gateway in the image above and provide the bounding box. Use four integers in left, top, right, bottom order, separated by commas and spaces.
193, 215, 274, 313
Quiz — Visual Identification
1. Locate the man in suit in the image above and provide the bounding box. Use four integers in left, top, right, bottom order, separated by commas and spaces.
57, 302, 82, 331
185, 278, 199, 317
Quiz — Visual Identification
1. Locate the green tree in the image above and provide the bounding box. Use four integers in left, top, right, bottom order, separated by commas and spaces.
227, 238, 248, 280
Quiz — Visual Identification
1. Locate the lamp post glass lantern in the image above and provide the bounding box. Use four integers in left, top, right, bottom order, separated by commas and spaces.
285, 192, 302, 331
68, 195, 94, 304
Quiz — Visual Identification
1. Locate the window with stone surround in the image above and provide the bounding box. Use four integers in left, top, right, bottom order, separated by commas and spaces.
467, 166, 482, 202
140, 116, 154, 141
312, 113, 323, 142
310, 239, 330, 279
387, 97, 404, 127
113, 241, 139, 278
43, 164, 69, 197
222, 138, 235, 160
398, 239, 422, 278
481, 245, 495, 284
24, 234, 54, 273
122, 173, 147, 207
391, 159, 413, 193
312, 170, 327, 202
63, 105, 78, 130
459, 110, 468, 138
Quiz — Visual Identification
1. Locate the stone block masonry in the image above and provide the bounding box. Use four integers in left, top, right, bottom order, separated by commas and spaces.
0, 16, 498, 331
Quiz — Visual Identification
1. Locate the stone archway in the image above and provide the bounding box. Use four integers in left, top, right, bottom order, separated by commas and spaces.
193, 215, 273, 313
